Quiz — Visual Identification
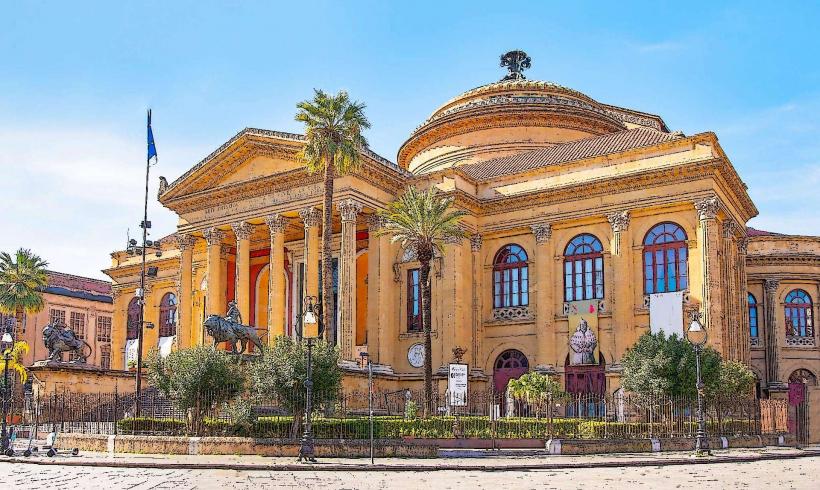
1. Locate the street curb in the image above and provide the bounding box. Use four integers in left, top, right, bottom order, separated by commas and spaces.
1, 450, 819, 472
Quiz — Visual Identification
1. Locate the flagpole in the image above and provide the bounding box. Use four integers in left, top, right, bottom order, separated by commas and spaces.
135, 109, 154, 417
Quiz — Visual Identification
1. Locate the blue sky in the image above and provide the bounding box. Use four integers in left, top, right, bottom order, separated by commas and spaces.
1, 1, 819, 279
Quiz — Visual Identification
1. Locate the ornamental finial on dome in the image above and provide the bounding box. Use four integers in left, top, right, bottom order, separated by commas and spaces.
500, 50, 531, 81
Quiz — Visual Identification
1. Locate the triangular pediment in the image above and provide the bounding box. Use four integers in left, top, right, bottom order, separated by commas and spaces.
159, 128, 306, 202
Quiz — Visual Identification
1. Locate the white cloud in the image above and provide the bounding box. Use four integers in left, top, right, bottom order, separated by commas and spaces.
716, 94, 820, 235
0, 125, 199, 279
632, 40, 684, 53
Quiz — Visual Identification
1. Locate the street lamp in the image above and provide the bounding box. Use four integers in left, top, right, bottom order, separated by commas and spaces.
125, 233, 162, 417
297, 295, 323, 463
687, 311, 711, 457
1, 317, 16, 455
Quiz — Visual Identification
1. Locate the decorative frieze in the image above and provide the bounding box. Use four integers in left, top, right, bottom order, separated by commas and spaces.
265, 214, 287, 234
492, 306, 532, 322
443, 235, 463, 245
785, 336, 815, 347
337, 199, 363, 222
299, 207, 321, 228
231, 221, 253, 241
694, 196, 720, 220
606, 210, 630, 232
203, 227, 226, 246
530, 223, 551, 244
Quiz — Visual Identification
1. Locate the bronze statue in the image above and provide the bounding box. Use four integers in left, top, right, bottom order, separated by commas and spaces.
203, 314, 263, 355
42, 322, 92, 363
500, 50, 531, 81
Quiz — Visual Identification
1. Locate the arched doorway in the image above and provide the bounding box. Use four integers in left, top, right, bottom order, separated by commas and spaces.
564, 354, 606, 417
788, 369, 816, 445
493, 350, 529, 394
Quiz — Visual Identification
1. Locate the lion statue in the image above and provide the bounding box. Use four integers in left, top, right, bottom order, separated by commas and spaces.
42, 322, 92, 363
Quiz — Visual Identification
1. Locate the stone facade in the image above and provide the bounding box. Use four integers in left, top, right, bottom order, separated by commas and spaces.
1, 271, 114, 369
102, 58, 817, 444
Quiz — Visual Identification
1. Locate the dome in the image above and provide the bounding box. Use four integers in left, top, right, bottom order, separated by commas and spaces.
398, 52, 631, 174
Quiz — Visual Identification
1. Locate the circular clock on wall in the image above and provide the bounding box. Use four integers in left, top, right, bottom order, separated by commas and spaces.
407, 343, 425, 368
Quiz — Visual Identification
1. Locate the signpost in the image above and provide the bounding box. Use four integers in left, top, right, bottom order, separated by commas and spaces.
448, 363, 468, 407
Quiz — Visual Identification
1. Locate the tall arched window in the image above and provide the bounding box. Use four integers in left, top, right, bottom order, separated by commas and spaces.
493, 244, 529, 308
127, 297, 140, 341
748, 293, 759, 339
564, 234, 604, 302
159, 293, 178, 338
643, 222, 688, 294
785, 289, 814, 338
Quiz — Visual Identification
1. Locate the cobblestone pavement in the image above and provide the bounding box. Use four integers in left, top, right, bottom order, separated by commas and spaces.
1, 457, 818, 490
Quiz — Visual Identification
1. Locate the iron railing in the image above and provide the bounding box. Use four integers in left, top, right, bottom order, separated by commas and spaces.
4, 388, 778, 441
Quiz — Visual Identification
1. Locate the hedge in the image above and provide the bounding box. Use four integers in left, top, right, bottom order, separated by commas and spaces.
117, 416, 758, 439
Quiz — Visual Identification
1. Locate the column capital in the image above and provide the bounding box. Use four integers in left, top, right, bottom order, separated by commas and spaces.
723, 218, 740, 238
367, 214, 384, 232
530, 223, 552, 244
606, 210, 631, 232
203, 227, 226, 246
174, 233, 196, 251
337, 199, 363, 222
694, 196, 721, 220
265, 214, 288, 234
470, 234, 483, 252
231, 221, 253, 241
764, 278, 780, 294
738, 237, 749, 255
299, 207, 321, 228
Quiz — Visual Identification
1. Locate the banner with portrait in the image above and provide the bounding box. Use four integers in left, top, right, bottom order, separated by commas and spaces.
567, 299, 600, 366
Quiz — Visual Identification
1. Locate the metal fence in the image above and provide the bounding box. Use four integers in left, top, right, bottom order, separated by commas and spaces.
6, 388, 779, 441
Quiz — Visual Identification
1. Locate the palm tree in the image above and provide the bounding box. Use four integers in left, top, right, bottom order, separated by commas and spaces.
379, 186, 466, 417
0, 249, 49, 334
296, 90, 370, 345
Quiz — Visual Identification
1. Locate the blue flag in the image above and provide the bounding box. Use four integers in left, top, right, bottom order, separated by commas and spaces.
147, 109, 157, 162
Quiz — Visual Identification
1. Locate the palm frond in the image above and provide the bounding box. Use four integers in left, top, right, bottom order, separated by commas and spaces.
0, 248, 48, 315
295, 89, 371, 176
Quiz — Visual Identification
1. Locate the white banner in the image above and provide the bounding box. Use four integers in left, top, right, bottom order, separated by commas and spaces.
649, 291, 684, 338
448, 363, 468, 407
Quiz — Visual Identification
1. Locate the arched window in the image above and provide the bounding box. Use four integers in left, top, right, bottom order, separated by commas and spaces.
643, 222, 688, 294
785, 289, 814, 338
493, 244, 529, 309
564, 234, 604, 302
748, 293, 759, 338
159, 293, 178, 338
127, 297, 140, 341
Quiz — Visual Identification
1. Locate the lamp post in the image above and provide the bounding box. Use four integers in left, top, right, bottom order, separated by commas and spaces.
359, 351, 374, 464
1, 317, 16, 455
687, 311, 710, 457
297, 295, 322, 463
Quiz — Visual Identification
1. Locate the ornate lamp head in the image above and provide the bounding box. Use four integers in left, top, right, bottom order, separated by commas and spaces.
500, 50, 531, 81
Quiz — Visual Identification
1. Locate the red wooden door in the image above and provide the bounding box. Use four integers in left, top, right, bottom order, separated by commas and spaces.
493, 350, 529, 393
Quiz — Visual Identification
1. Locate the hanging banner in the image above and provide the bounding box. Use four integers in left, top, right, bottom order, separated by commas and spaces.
448, 363, 468, 406
649, 291, 684, 338
567, 299, 600, 365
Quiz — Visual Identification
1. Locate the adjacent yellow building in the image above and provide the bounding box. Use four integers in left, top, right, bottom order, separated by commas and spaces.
103, 54, 818, 441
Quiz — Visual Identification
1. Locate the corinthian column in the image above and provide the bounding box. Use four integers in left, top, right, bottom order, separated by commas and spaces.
232, 221, 253, 326
531, 223, 554, 370
337, 199, 362, 361
763, 278, 783, 388
299, 207, 321, 301
175, 233, 196, 348
204, 227, 226, 317
266, 214, 287, 341
695, 196, 724, 356
366, 215, 382, 362
607, 210, 632, 365
470, 234, 483, 370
